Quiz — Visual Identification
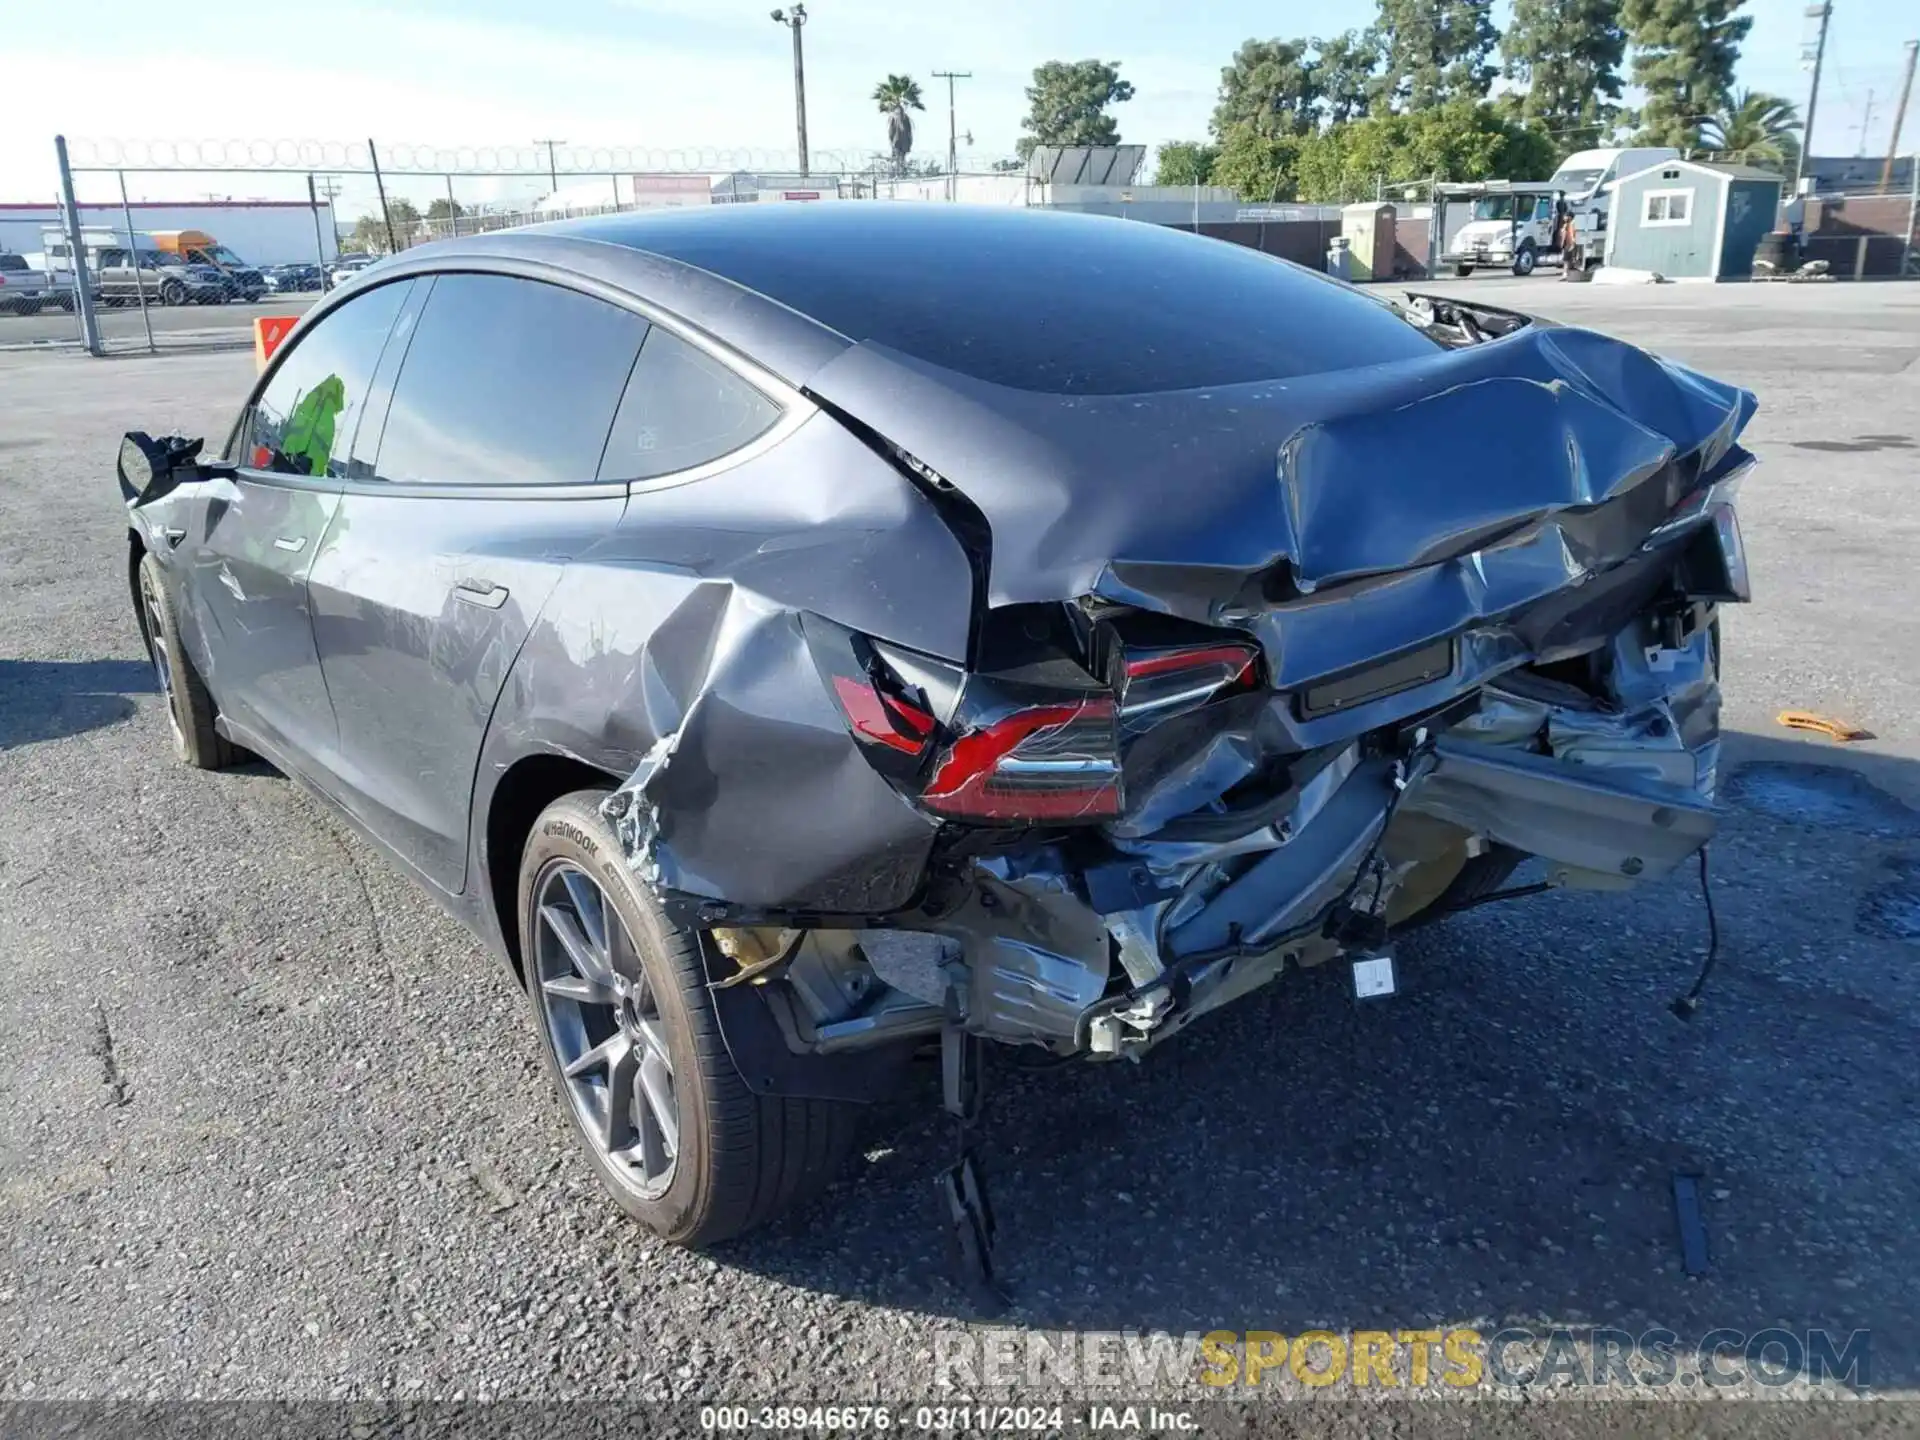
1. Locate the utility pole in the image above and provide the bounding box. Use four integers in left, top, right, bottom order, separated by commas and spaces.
369, 139, 398, 253
933, 70, 971, 202
1794, 1, 1832, 194
534, 139, 567, 195
1856, 91, 1876, 157
1882, 40, 1918, 191
770, 6, 810, 177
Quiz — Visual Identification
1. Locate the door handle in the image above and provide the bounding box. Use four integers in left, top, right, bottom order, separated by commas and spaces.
452, 579, 509, 610
272, 535, 307, 553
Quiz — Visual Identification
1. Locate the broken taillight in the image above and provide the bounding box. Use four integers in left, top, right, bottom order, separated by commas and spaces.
922, 698, 1122, 821
830, 672, 937, 757
1118, 641, 1260, 733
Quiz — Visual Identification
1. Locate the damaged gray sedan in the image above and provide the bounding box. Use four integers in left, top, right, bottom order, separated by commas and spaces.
118, 204, 1753, 1253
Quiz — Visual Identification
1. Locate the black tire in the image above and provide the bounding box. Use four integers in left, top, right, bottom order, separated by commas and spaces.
1512, 244, 1537, 277
1398, 844, 1528, 932
137, 552, 241, 770
159, 279, 185, 306
1453, 262, 1474, 277
518, 789, 859, 1246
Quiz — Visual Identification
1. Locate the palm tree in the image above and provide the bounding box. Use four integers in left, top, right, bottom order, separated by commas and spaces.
1700, 90, 1801, 167
872, 74, 926, 172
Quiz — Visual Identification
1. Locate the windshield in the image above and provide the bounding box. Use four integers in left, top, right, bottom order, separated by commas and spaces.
1470, 197, 1517, 221
1551, 167, 1605, 193
209, 245, 246, 265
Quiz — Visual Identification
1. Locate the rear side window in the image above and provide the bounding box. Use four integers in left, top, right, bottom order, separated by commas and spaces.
0, 254, 28, 272
600, 327, 781, 481
247, 279, 410, 479
369, 273, 647, 486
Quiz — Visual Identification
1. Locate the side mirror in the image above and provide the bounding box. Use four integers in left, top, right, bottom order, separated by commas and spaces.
118, 431, 221, 507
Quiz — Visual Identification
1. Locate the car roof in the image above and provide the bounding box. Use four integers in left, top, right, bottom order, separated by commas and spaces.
522, 202, 1438, 396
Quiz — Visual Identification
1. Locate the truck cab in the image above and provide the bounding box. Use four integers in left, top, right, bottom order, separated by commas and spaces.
149, 229, 266, 302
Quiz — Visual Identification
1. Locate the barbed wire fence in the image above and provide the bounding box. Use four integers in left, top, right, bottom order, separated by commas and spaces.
26, 134, 1920, 356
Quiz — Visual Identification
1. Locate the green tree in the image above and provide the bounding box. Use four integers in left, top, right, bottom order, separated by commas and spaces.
1213, 39, 1321, 139
873, 74, 926, 170
424, 198, 466, 220
1289, 100, 1556, 200
1501, 0, 1626, 146
349, 197, 421, 254
1622, 0, 1751, 148
1316, 30, 1382, 123
1210, 127, 1306, 202
1154, 141, 1219, 185
1016, 60, 1135, 159
1699, 88, 1799, 165
1369, 0, 1499, 111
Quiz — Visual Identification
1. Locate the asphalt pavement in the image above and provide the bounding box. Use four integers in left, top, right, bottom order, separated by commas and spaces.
0, 295, 320, 351
2, 279, 1918, 1424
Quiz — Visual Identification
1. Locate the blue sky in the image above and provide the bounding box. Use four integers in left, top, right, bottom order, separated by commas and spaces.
7, 0, 1914, 213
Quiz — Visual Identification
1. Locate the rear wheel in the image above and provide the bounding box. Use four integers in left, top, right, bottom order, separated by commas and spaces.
1453, 262, 1474, 277
137, 552, 241, 770
519, 790, 859, 1246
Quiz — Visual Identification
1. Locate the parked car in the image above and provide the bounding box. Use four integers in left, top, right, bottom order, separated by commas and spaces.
0, 252, 54, 314
149, 230, 267, 302
324, 254, 376, 288
92, 246, 228, 306
262, 263, 324, 294
117, 206, 1755, 1251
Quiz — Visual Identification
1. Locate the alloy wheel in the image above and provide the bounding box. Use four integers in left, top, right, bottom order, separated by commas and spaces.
138, 565, 185, 748
532, 860, 680, 1199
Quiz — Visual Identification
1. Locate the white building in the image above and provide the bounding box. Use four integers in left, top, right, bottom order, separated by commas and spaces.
0, 199, 338, 266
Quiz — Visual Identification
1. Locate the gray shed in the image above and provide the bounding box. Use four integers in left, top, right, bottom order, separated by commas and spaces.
1604, 159, 1784, 280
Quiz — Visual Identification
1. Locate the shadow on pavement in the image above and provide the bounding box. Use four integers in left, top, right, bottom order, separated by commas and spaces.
713, 726, 1920, 1390
0, 658, 157, 749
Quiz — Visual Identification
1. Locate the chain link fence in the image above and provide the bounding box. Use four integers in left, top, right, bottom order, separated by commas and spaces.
12, 135, 1919, 357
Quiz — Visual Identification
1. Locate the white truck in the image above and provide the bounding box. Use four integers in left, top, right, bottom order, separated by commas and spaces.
1436, 146, 1683, 279
1435, 182, 1570, 276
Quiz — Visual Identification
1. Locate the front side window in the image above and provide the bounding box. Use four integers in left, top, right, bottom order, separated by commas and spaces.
370, 274, 648, 486
246, 280, 410, 479
601, 327, 782, 482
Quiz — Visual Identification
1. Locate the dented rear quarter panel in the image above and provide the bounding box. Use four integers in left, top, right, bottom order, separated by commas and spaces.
471, 409, 975, 918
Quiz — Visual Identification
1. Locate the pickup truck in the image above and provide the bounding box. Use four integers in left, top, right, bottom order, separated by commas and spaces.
0, 253, 55, 314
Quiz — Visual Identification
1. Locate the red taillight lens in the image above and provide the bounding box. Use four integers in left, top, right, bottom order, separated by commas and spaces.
923, 698, 1121, 821
831, 673, 936, 756
1119, 642, 1260, 732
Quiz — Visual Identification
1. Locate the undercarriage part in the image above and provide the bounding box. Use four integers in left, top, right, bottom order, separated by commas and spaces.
937, 1025, 1008, 1314
1403, 736, 1716, 884
927, 861, 1112, 1048
1162, 757, 1400, 959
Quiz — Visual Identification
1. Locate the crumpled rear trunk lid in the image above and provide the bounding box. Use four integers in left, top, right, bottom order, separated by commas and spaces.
805, 321, 1755, 623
